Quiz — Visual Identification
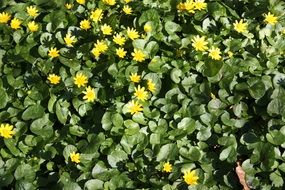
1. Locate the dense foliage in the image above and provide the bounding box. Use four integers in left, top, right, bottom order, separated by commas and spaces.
0, 0, 285, 189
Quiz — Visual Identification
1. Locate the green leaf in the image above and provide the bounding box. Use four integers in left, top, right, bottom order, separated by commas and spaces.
188, 147, 202, 161
219, 146, 232, 161
145, 41, 159, 58
132, 39, 146, 50
63, 145, 77, 161
279, 163, 285, 173
170, 68, 182, 83
107, 148, 128, 168
266, 130, 285, 145
14, 164, 36, 182
249, 81, 265, 99
59, 57, 80, 69
0, 87, 8, 109
181, 38, 191, 48
165, 21, 181, 34
177, 117, 195, 134
69, 125, 85, 137
132, 112, 147, 125
112, 113, 123, 128
15, 181, 36, 190
139, 9, 160, 25
156, 143, 178, 161
22, 105, 45, 120
241, 132, 259, 144
0, 49, 6, 70
63, 182, 82, 190
270, 170, 284, 187
197, 126, 212, 141
13, 30, 23, 44
180, 147, 201, 161
233, 102, 248, 118
4, 139, 21, 156
208, 2, 227, 19
84, 179, 104, 190
124, 120, 140, 136
124, 119, 139, 129
92, 161, 108, 180
208, 98, 226, 115
78, 103, 92, 117
0, 174, 13, 187
181, 75, 197, 92
108, 63, 118, 76
150, 133, 160, 145
40, 32, 53, 45
43, 10, 67, 31
219, 146, 237, 162
148, 57, 164, 73
55, 100, 69, 124
203, 60, 223, 77
267, 98, 285, 117
30, 114, 54, 137
48, 94, 56, 113
102, 112, 112, 130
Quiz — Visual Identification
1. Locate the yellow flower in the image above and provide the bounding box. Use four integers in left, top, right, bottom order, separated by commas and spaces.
91, 48, 101, 58
194, 0, 207, 10
10, 18, 22, 30
227, 51, 233, 58
127, 100, 143, 115
144, 24, 152, 33
48, 74, 61, 84
147, 79, 156, 93
124, 0, 132, 3
141, 33, 146, 39
191, 35, 208, 52
76, 0, 86, 5
184, 0, 196, 14
134, 85, 148, 101
94, 40, 108, 53
208, 47, 222, 60
116, 47, 127, 58
80, 19, 91, 30
70, 151, 80, 163
91, 40, 108, 58
183, 170, 199, 185
48, 47, 60, 58
264, 12, 278, 25
130, 73, 141, 83
26, 6, 38, 17
90, 9, 103, 22
210, 93, 216, 99
83, 86, 96, 102
123, 5, 133, 15
177, 2, 186, 12
132, 49, 146, 62
113, 33, 126, 46
233, 19, 248, 33
127, 27, 140, 40
65, 3, 73, 9
0, 12, 11, 23
74, 73, 88, 88
102, 0, 116, 6
101, 24, 112, 35
64, 33, 77, 47
163, 162, 172, 173
27, 21, 39, 32
0, 124, 15, 139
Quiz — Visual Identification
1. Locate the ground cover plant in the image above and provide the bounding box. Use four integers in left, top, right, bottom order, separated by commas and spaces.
0, 0, 285, 189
